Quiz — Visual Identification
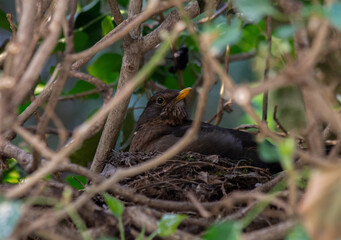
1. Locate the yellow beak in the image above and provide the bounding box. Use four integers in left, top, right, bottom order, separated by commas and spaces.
175, 87, 192, 102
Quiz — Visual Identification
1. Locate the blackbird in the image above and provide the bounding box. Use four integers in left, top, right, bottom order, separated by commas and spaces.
129, 88, 282, 173
169, 46, 189, 73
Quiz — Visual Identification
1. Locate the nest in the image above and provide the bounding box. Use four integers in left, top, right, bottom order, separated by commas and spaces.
95, 151, 288, 239
102, 151, 273, 202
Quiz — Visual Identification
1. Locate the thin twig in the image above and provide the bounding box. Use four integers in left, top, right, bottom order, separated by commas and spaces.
6, 14, 17, 38
20, 25, 214, 235
242, 218, 297, 240
215, 45, 231, 126
262, 16, 272, 123
107, 0, 124, 25
91, 2, 200, 173
273, 105, 288, 135
10, 0, 36, 77
69, 70, 112, 102
5, 23, 185, 199
71, 0, 191, 68
196, 1, 230, 24
25, 126, 73, 137
0, 138, 33, 171
12, 0, 68, 109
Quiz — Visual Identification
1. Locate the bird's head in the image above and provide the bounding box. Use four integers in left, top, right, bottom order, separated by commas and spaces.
137, 88, 192, 127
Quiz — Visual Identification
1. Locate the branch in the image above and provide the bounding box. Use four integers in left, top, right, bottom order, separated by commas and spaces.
107, 0, 124, 25
91, 2, 199, 173
90, 0, 146, 173
6, 14, 16, 38
5, 24, 185, 199
229, 51, 256, 62
17, 27, 214, 235
262, 16, 272, 122
0, 139, 33, 172
11, 0, 68, 109
10, 0, 36, 77
70, 0, 189, 70
242, 219, 297, 240
58, 87, 112, 101
273, 105, 288, 135
14, 65, 60, 130
69, 70, 112, 102
128, 0, 143, 37
141, 1, 200, 53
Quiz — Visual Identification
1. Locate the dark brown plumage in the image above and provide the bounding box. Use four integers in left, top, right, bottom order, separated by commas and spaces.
129, 88, 282, 173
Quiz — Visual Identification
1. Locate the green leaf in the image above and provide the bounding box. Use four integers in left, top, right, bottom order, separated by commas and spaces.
0, 200, 23, 239
53, 39, 66, 54
258, 141, 279, 163
104, 193, 124, 218
326, 2, 341, 30
74, 31, 89, 52
205, 17, 242, 54
101, 16, 114, 36
272, 87, 306, 130
274, 25, 296, 39
0, 9, 11, 31
285, 225, 310, 240
116, 0, 129, 8
136, 227, 145, 240
203, 221, 241, 240
87, 53, 122, 84
302, 4, 326, 18
2, 158, 27, 184
18, 102, 31, 114
34, 82, 46, 95
2, 169, 20, 184
67, 80, 96, 96
65, 175, 87, 190
75, 0, 103, 46
233, 0, 276, 22
182, 63, 200, 87
70, 129, 102, 167
230, 21, 266, 54
49, 66, 56, 75
277, 138, 295, 170
75, 0, 101, 29
157, 214, 187, 237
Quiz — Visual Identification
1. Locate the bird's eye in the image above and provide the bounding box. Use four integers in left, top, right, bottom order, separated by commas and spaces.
156, 97, 165, 105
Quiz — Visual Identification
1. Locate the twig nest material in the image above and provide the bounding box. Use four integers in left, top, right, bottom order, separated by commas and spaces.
102, 151, 272, 202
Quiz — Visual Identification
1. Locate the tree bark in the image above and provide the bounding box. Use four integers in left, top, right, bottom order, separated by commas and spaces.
91, 0, 142, 173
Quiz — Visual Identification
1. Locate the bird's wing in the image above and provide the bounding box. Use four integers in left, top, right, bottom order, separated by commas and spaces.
172, 121, 250, 158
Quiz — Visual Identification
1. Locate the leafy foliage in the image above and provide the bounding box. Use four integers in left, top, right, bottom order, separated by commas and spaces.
277, 137, 295, 170
258, 140, 279, 163
75, 0, 103, 46
65, 175, 87, 190
203, 221, 241, 240
157, 214, 187, 237
285, 225, 310, 240
2, 0, 341, 239
104, 193, 124, 218
101, 16, 115, 36
2, 159, 27, 184
205, 17, 242, 54
233, 0, 276, 22
87, 53, 122, 84
0, 9, 11, 31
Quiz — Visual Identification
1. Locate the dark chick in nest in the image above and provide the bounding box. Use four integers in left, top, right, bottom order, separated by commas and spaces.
129, 88, 282, 174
